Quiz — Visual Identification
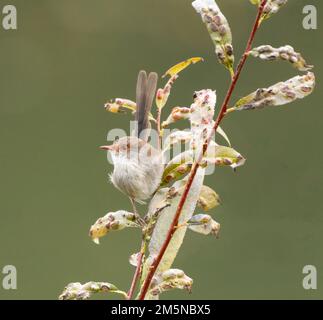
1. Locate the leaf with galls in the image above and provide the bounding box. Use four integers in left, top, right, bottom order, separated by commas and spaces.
192, 0, 234, 74
231, 72, 315, 111
149, 269, 193, 297
89, 211, 141, 244
249, 45, 313, 71
59, 282, 126, 300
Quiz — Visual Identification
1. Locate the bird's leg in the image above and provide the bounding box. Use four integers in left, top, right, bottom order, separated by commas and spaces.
130, 197, 145, 227
130, 197, 138, 215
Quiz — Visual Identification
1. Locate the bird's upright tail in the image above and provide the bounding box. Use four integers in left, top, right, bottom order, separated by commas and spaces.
135, 70, 158, 141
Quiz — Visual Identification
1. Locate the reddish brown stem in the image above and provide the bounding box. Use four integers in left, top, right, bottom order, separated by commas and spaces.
126, 248, 144, 300
156, 108, 162, 151
137, 0, 268, 300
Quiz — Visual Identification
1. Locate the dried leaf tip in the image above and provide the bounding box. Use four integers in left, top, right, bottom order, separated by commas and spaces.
192, 0, 234, 74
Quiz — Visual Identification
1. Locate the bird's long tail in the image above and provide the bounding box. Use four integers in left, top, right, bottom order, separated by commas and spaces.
135, 70, 158, 140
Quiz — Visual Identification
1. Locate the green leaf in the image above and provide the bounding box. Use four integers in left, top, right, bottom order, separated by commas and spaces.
162, 57, 204, 78
197, 185, 221, 211
204, 145, 246, 169
89, 211, 142, 244
161, 151, 193, 186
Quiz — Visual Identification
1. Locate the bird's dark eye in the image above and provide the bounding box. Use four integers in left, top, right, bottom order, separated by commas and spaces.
193, 92, 198, 99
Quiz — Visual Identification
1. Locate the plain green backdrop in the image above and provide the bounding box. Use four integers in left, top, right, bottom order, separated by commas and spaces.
0, 0, 322, 299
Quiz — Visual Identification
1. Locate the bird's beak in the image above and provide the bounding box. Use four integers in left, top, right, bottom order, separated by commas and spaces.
100, 145, 114, 151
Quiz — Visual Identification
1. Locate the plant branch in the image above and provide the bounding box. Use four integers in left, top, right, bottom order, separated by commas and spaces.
126, 241, 146, 300
156, 108, 162, 151
137, 0, 268, 300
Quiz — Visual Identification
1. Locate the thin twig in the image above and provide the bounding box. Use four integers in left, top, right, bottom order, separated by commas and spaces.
137, 0, 268, 300
156, 107, 162, 151
126, 241, 145, 300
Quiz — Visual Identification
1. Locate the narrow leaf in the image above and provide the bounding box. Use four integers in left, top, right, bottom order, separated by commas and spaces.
192, 0, 234, 74
249, 45, 313, 71
59, 282, 126, 300
217, 125, 231, 146
143, 168, 205, 281
233, 72, 315, 111
162, 57, 204, 78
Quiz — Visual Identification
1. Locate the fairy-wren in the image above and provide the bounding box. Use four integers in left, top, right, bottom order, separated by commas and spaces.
100, 71, 164, 206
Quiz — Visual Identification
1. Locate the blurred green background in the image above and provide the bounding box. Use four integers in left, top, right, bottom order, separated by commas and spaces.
0, 0, 322, 300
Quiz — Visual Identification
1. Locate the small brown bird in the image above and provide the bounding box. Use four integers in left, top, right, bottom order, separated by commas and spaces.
101, 71, 164, 212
